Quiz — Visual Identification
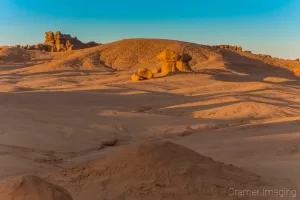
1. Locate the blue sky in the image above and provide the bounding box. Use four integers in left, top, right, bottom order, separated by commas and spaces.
0, 0, 299, 59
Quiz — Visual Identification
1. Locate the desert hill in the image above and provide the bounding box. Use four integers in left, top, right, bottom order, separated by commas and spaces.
1, 38, 299, 77
1, 38, 218, 73
45, 141, 269, 200
0, 175, 73, 200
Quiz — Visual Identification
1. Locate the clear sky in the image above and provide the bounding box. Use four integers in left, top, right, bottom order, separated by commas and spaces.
0, 0, 299, 59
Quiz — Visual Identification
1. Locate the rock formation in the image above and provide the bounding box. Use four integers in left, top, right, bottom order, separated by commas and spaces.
131, 68, 154, 81
55, 31, 63, 51
176, 52, 193, 72
66, 40, 72, 51
0, 175, 73, 200
215, 45, 243, 52
43, 31, 72, 52
293, 67, 300, 77
15, 31, 99, 52
156, 49, 193, 75
131, 73, 142, 81
45, 31, 55, 46
45, 31, 100, 52
131, 49, 193, 81
259, 54, 272, 59
17, 44, 51, 51
157, 49, 179, 75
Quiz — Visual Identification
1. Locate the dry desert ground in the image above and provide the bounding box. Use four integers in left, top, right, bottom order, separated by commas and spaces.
0, 39, 300, 199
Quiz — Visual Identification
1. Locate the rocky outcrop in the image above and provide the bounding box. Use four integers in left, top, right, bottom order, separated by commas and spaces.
45, 31, 55, 46
131, 68, 154, 81
156, 49, 193, 76
176, 52, 193, 72
293, 67, 300, 77
157, 49, 179, 74
216, 45, 243, 51
46, 31, 100, 51
131, 49, 193, 81
16, 44, 51, 51
43, 31, 73, 52
15, 31, 99, 52
259, 54, 272, 59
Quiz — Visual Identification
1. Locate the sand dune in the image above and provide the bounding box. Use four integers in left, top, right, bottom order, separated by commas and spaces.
46, 141, 269, 200
0, 175, 73, 200
0, 39, 300, 199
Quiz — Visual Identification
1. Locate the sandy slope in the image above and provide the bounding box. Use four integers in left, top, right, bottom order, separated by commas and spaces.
0, 39, 300, 199
46, 141, 270, 200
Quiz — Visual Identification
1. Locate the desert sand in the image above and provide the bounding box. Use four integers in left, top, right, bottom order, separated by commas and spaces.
0, 39, 300, 199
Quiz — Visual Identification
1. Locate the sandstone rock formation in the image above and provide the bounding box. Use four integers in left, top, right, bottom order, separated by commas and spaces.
293, 67, 300, 77
157, 49, 178, 75
66, 40, 72, 51
44, 31, 72, 52
131, 49, 193, 81
157, 49, 193, 75
259, 54, 272, 59
45, 31, 55, 46
216, 45, 243, 51
176, 52, 193, 72
137, 68, 154, 79
17, 43, 51, 51
0, 175, 73, 200
46, 31, 100, 52
131, 73, 142, 81
131, 68, 153, 81
15, 31, 99, 52
55, 31, 63, 51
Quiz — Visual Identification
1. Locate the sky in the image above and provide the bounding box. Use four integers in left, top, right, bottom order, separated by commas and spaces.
0, 0, 299, 59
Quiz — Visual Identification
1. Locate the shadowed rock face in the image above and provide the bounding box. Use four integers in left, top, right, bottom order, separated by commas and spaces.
0, 175, 73, 200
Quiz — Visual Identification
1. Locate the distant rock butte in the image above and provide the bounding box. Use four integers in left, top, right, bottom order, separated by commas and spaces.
15, 31, 99, 52
214, 45, 243, 51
